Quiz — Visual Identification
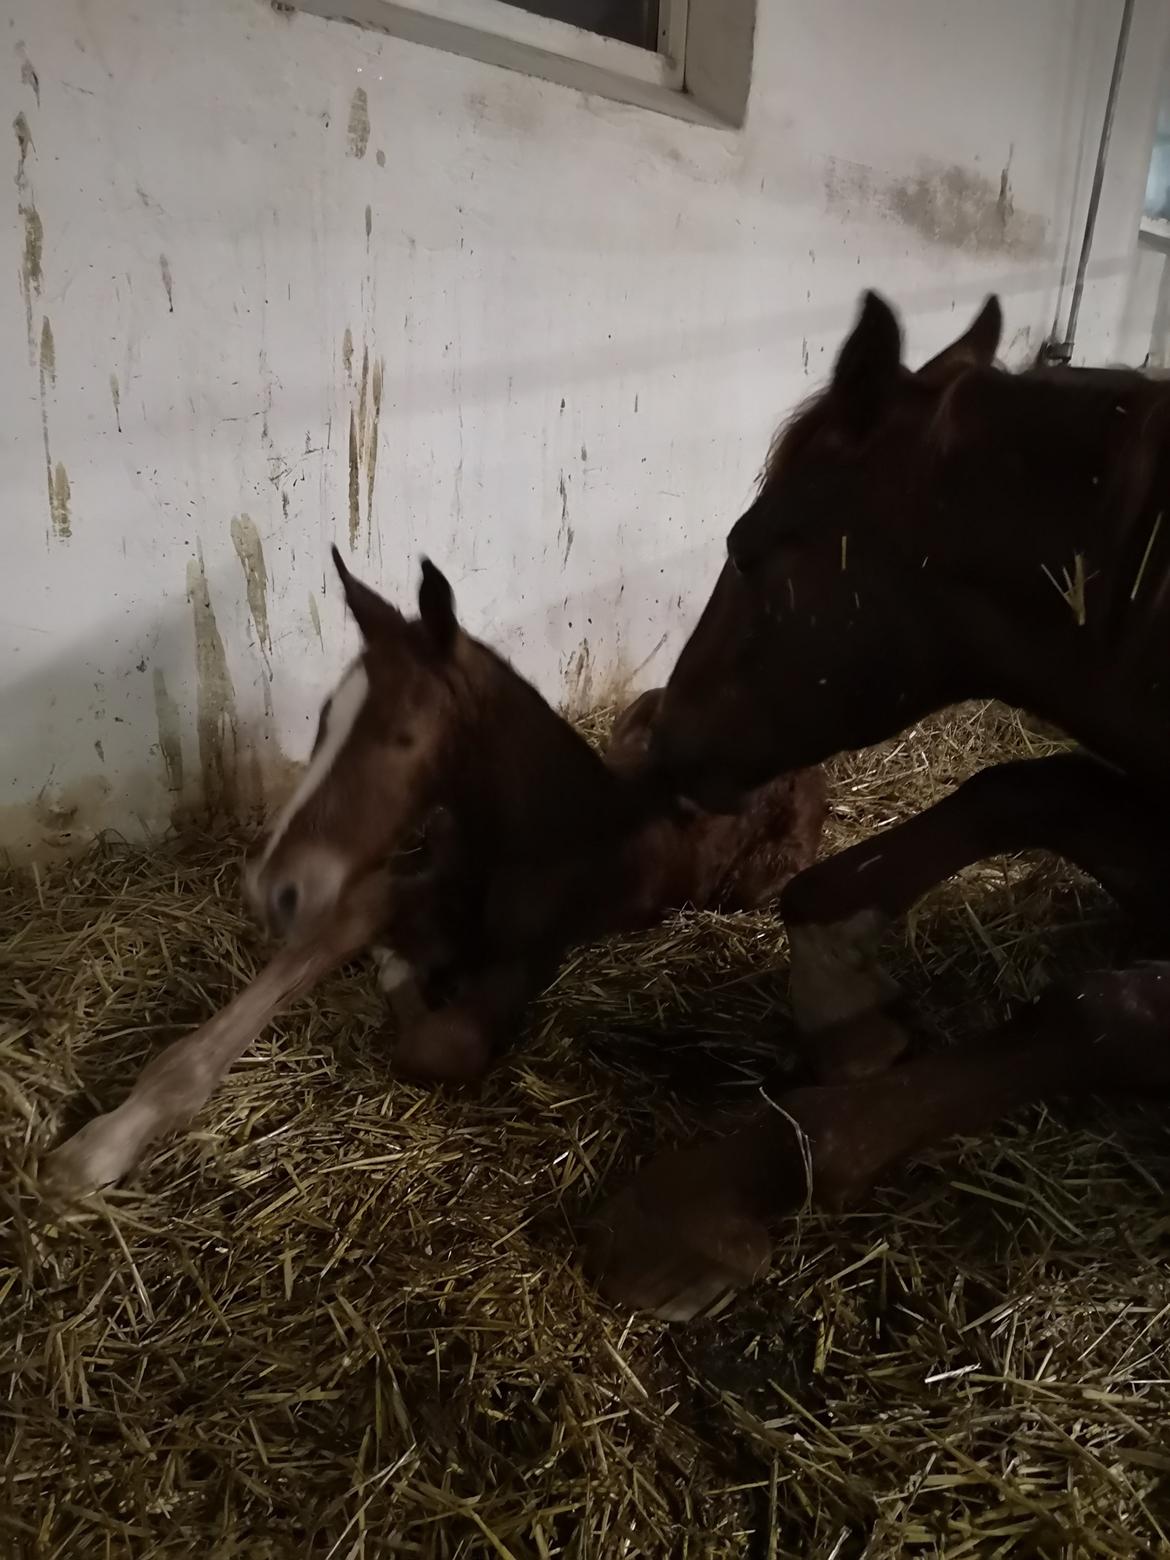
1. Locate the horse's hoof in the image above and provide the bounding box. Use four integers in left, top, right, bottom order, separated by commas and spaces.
584, 1127, 788, 1321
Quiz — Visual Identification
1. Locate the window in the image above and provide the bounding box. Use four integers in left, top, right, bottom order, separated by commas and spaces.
505, 0, 660, 53
290, 0, 754, 127
1144, 90, 1170, 234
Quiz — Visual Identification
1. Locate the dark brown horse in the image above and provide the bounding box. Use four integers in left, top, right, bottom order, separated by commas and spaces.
45, 557, 824, 1194
588, 292, 1170, 1320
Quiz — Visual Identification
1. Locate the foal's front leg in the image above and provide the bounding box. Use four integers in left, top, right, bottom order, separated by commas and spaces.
43, 880, 387, 1196
588, 960, 1170, 1320
782, 754, 1166, 1082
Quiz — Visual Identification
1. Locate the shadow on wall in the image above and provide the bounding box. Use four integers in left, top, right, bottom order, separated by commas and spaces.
371, 258, 1134, 421
0, 561, 300, 864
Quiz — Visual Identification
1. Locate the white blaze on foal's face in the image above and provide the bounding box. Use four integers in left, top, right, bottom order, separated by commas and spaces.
245, 659, 370, 937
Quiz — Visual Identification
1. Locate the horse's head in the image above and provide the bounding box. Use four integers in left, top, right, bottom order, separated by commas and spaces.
651, 292, 1003, 807
244, 549, 461, 941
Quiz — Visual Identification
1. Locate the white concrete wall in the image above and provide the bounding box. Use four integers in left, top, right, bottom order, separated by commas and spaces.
2, 0, 1168, 856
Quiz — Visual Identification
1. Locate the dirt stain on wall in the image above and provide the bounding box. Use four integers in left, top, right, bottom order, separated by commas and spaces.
308, 592, 324, 647
39, 313, 54, 384
110, 372, 121, 432
357, 345, 370, 460
38, 317, 70, 539
562, 639, 595, 717
19, 205, 42, 355
342, 326, 353, 377
366, 357, 383, 536
347, 87, 370, 158
230, 513, 272, 655
348, 409, 360, 548
18, 47, 40, 106
50, 462, 71, 540
152, 667, 185, 794
159, 253, 174, 312
825, 155, 1047, 258
186, 550, 239, 816
13, 111, 32, 181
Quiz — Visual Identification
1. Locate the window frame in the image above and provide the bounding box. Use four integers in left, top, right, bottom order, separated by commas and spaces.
378, 0, 690, 92
289, 0, 752, 128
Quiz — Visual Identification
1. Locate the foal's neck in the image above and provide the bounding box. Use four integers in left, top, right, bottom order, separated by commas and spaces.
457, 662, 665, 857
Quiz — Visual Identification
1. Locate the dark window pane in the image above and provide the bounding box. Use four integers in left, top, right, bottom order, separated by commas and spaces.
502, 0, 660, 51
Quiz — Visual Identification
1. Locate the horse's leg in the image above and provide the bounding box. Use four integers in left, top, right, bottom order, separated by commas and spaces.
42, 882, 386, 1197
588, 961, 1170, 1320
392, 955, 551, 1085
782, 754, 1168, 1082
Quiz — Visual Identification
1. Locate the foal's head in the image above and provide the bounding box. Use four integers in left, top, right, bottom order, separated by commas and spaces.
245, 550, 463, 941
651, 292, 1003, 805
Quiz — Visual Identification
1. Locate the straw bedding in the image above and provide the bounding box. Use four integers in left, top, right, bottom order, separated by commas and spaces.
2, 703, 1168, 1558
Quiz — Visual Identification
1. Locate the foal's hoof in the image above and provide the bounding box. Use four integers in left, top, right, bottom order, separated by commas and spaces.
585, 1123, 796, 1321
40, 1116, 125, 1200
393, 1008, 493, 1086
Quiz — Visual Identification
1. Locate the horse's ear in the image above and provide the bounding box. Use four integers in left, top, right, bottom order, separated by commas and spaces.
829, 292, 903, 439
331, 546, 406, 644
917, 296, 1002, 386
418, 557, 458, 655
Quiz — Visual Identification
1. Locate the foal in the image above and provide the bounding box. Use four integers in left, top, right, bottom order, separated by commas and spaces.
44, 553, 824, 1193
589, 292, 1170, 1318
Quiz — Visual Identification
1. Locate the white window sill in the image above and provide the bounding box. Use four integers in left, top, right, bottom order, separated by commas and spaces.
290, 0, 748, 128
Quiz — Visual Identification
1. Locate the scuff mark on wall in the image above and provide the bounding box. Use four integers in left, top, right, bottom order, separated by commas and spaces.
159, 253, 174, 312
109, 372, 121, 432
824, 155, 1048, 258
186, 549, 239, 816
347, 86, 370, 158
230, 513, 272, 656
365, 202, 372, 242
152, 667, 185, 794
348, 409, 360, 547
556, 470, 574, 567
18, 45, 40, 106
366, 356, 383, 543
308, 592, 323, 647
342, 326, 353, 376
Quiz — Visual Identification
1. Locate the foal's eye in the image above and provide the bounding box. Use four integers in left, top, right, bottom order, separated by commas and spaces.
390, 729, 415, 751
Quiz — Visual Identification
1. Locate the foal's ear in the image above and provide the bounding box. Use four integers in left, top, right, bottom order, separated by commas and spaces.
917, 296, 1002, 386
331, 546, 406, 644
829, 292, 903, 440
418, 558, 458, 655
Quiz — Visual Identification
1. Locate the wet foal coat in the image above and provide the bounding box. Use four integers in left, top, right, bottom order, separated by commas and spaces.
44, 554, 824, 1193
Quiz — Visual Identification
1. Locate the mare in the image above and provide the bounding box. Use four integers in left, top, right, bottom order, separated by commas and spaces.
587, 291, 1170, 1320
44, 552, 824, 1194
